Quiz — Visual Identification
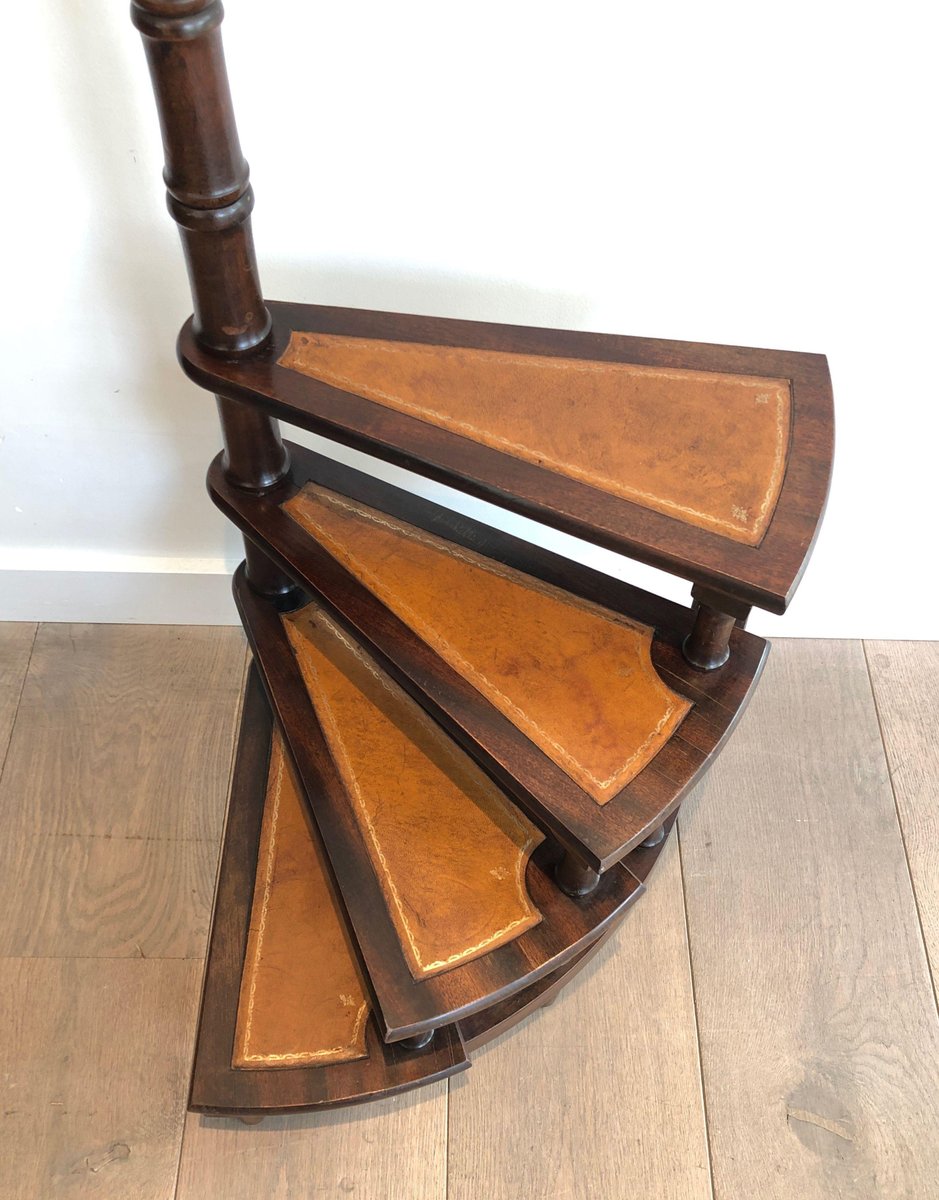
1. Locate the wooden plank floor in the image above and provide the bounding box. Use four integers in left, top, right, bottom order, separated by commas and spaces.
1, 626, 937, 1199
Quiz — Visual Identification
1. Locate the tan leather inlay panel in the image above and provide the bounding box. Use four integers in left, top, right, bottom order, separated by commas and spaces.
233, 733, 369, 1069
283, 604, 543, 980
284, 486, 692, 803
279, 331, 792, 544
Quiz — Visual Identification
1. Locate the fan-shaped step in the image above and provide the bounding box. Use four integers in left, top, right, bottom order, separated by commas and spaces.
236, 570, 644, 1043
189, 667, 469, 1116
211, 442, 769, 872
182, 301, 833, 612
190, 670, 676, 1116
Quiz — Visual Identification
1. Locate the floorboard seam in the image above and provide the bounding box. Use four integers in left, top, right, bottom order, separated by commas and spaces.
676, 817, 718, 1200
17, 832, 221, 842
0, 622, 38, 784
861, 639, 939, 1023
171, 656, 247, 1199
0, 953, 210, 963
444, 1075, 451, 1200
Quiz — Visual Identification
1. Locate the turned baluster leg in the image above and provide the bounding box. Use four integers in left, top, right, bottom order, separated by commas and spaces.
555, 851, 600, 897
131, 0, 294, 599
400, 1030, 436, 1051
640, 823, 667, 849
683, 605, 735, 670
682, 585, 751, 671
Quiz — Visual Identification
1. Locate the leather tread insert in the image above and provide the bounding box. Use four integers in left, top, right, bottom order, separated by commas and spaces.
279, 331, 792, 545
233, 733, 369, 1069
283, 484, 693, 803
283, 603, 543, 981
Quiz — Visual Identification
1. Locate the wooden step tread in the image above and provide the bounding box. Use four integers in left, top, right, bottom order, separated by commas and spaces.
182, 301, 834, 612
236, 569, 645, 1041
212, 442, 769, 870
283, 482, 692, 805
189, 667, 469, 1115
190, 669, 678, 1115
283, 601, 544, 980
234, 729, 369, 1068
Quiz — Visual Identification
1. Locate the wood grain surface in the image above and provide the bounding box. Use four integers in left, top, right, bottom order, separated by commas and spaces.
448, 835, 712, 1200
232, 732, 370, 1068
0, 623, 35, 768
176, 1084, 448, 1199
213, 442, 768, 870
284, 601, 543, 978
3, 625, 938, 1200
285, 482, 691, 802
0, 625, 246, 957
681, 640, 939, 1198
279, 330, 791, 545
237, 570, 643, 1040
183, 301, 834, 612
189, 667, 470, 1115
865, 640, 939, 996
0, 624, 245, 841
0, 956, 200, 1200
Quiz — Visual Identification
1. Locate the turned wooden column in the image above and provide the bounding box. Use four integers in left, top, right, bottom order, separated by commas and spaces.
131, 0, 295, 596
682, 584, 751, 671
555, 851, 600, 898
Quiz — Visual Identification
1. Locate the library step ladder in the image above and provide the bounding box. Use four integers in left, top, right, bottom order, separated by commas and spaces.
131, 0, 833, 1118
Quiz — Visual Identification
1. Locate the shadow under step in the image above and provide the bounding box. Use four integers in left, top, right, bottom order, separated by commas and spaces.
212, 442, 769, 872
191, 667, 676, 1117
183, 300, 833, 614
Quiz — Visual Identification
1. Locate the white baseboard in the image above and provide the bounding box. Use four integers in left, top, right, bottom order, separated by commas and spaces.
1, 565, 933, 640
1, 569, 239, 625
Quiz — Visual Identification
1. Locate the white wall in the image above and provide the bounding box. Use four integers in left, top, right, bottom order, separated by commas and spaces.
2, 0, 936, 637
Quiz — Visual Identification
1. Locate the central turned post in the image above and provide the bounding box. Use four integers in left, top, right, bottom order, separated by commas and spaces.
131, 0, 295, 597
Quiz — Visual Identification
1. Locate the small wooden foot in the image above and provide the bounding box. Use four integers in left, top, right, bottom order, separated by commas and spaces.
640, 823, 667, 849
238, 1115, 264, 1125
401, 1030, 435, 1051
555, 852, 600, 897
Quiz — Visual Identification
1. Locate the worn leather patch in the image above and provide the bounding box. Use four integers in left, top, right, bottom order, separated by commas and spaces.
284, 485, 692, 803
233, 733, 370, 1069
283, 603, 543, 981
279, 331, 791, 544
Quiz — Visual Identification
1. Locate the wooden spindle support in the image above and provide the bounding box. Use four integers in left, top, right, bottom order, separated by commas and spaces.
640, 824, 667, 849
682, 584, 751, 671
131, 0, 294, 595
555, 851, 600, 898
400, 1031, 436, 1051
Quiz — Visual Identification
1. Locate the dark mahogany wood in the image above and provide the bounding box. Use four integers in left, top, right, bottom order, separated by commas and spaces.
242, 536, 305, 604
182, 301, 834, 613
191, 675, 676, 1114
684, 604, 737, 671
235, 569, 645, 1042
131, 0, 270, 355
130, 0, 831, 1124
213, 397, 289, 497
640, 823, 668, 849
212, 442, 769, 871
459, 811, 677, 1051
189, 666, 470, 1116
555, 854, 602, 898
132, 0, 290, 600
